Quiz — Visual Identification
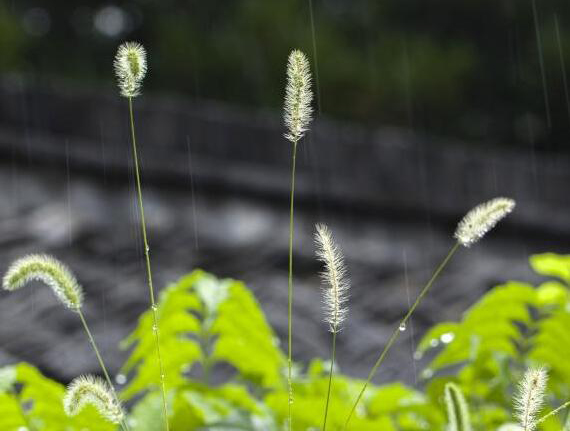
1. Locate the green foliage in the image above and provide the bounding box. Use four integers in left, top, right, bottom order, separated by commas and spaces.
0, 363, 115, 431
4, 255, 570, 430
266, 358, 444, 430
121, 270, 285, 428
121, 270, 285, 400
121, 269, 444, 430
418, 253, 570, 430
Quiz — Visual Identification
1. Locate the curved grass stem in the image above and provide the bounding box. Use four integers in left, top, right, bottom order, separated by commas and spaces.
323, 329, 337, 430
344, 242, 460, 429
78, 311, 129, 431
287, 141, 298, 431
128, 97, 169, 431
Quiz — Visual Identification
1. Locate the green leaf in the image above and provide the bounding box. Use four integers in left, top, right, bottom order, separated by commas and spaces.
121, 270, 285, 401
367, 383, 427, 416
129, 391, 167, 431
0, 393, 27, 429
536, 281, 569, 307
530, 253, 570, 284
14, 362, 116, 430
420, 282, 536, 371
211, 279, 285, 388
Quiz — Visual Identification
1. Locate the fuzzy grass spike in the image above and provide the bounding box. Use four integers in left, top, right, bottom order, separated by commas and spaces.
3, 254, 83, 311
283, 48, 314, 431
115, 41, 169, 430
344, 198, 516, 429
64, 375, 124, 424
114, 42, 147, 98
284, 50, 313, 144
315, 224, 350, 430
515, 367, 547, 431
455, 197, 515, 247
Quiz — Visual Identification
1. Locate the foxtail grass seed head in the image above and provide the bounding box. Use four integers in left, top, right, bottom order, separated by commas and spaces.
314, 224, 349, 333
514, 367, 548, 431
284, 49, 313, 144
114, 41, 147, 98
3, 254, 83, 311
454, 197, 515, 247
64, 375, 124, 424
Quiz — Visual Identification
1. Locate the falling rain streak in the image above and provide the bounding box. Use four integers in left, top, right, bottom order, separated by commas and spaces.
531, 0, 552, 129
186, 136, 199, 250
554, 14, 570, 122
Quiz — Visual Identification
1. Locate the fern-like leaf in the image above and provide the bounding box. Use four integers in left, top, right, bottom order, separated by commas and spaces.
121, 270, 285, 400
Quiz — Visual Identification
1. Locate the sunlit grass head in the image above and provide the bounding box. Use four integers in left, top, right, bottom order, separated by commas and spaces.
3, 254, 83, 311
514, 367, 547, 431
64, 375, 124, 424
454, 197, 515, 247
314, 223, 349, 332
284, 49, 313, 144
114, 41, 148, 98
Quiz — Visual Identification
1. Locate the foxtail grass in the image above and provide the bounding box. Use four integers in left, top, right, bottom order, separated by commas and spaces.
314, 224, 349, 430
64, 375, 125, 425
114, 41, 169, 430
344, 197, 515, 428
514, 367, 570, 430
283, 49, 313, 431
2, 255, 130, 431
515, 367, 547, 431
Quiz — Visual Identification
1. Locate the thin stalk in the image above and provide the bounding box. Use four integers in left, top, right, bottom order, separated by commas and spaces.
78, 311, 130, 431
537, 400, 570, 425
344, 242, 460, 429
287, 141, 298, 431
128, 97, 169, 431
323, 329, 337, 430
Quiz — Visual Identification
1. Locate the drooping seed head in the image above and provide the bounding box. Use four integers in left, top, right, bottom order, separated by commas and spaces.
454, 197, 516, 247
2, 254, 83, 311
114, 41, 147, 98
314, 224, 349, 333
284, 49, 313, 144
64, 375, 124, 424
514, 367, 548, 431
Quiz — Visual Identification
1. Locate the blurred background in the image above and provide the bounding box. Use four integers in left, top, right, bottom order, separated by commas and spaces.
0, 0, 569, 388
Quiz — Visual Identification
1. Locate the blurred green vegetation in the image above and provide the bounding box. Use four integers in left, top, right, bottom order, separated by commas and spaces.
2, 253, 570, 429
3, 1, 570, 149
